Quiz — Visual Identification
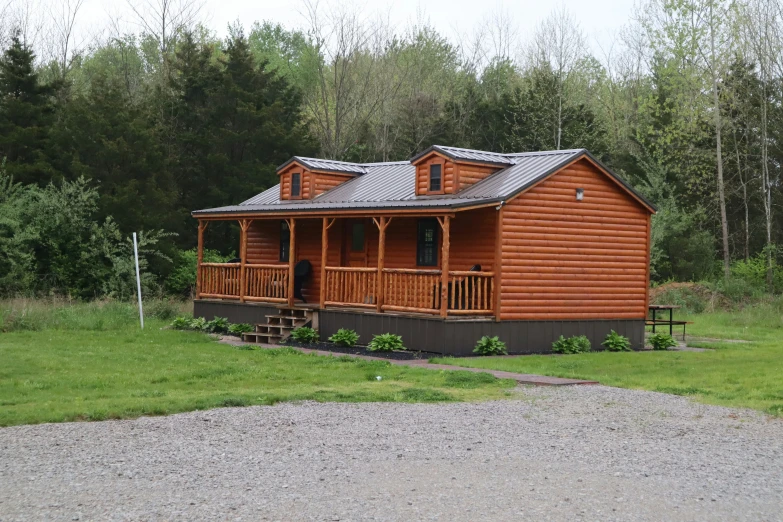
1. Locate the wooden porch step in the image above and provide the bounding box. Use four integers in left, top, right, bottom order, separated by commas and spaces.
242, 332, 283, 344
241, 306, 318, 345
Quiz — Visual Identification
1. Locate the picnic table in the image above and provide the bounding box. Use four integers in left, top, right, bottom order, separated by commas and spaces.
647, 304, 690, 340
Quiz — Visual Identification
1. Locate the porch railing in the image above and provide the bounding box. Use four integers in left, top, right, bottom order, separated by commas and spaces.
244, 264, 288, 302
447, 271, 495, 315
323, 267, 378, 308
382, 268, 442, 314
199, 262, 241, 299
198, 262, 496, 316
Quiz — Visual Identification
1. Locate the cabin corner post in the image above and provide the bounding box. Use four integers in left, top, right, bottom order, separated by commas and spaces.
287, 218, 296, 307
196, 220, 208, 299
439, 215, 451, 318
238, 219, 251, 303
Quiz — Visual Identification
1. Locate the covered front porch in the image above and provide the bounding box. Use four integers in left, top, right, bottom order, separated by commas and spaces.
195, 206, 499, 318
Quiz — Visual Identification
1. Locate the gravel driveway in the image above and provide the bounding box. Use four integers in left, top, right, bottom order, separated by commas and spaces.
1, 386, 782, 521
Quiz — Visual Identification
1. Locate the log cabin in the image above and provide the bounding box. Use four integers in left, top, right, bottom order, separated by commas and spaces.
192, 145, 656, 355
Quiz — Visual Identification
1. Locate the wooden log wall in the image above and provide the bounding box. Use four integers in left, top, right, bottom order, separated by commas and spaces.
450, 207, 496, 271
415, 154, 451, 195
499, 158, 651, 320
414, 152, 502, 195
278, 164, 312, 200
246, 220, 281, 264
313, 172, 355, 196
456, 164, 499, 189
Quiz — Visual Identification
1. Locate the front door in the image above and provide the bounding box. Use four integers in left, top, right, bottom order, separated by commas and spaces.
343, 220, 367, 267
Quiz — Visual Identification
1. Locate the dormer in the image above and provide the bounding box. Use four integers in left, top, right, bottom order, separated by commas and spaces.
277, 157, 364, 200
410, 145, 511, 196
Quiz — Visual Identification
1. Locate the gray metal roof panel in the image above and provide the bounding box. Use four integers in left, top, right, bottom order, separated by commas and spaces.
240, 185, 280, 205
410, 145, 515, 165
277, 156, 367, 174
458, 150, 583, 200
195, 148, 656, 216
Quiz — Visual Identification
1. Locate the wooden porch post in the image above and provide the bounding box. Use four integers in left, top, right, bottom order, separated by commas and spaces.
320, 218, 335, 308
238, 219, 251, 302
196, 220, 208, 299
287, 218, 296, 307
439, 215, 450, 318
373, 217, 390, 313
494, 206, 504, 321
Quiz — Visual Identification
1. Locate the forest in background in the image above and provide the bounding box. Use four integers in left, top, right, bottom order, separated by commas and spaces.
0, 0, 782, 299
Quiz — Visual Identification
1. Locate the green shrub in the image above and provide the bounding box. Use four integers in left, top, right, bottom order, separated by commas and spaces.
290, 326, 319, 343
189, 317, 208, 331
228, 323, 253, 336
602, 330, 632, 351
648, 333, 677, 351
473, 336, 508, 356
171, 316, 192, 330
551, 335, 591, 354
205, 317, 230, 334
328, 328, 360, 347
367, 333, 405, 352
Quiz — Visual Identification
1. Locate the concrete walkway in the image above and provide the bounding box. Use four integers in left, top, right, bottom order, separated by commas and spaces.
219, 337, 597, 386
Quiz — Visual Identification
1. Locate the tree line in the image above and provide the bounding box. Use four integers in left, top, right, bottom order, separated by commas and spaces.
0, 0, 781, 297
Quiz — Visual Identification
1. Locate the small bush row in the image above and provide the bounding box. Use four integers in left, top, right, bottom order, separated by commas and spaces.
551, 330, 641, 354
171, 316, 252, 336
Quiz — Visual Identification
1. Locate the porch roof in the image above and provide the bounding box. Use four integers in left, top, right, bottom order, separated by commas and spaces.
193, 148, 655, 217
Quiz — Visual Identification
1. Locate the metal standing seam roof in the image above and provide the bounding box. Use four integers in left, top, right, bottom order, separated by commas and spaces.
277, 156, 367, 174
194, 147, 655, 216
410, 145, 516, 166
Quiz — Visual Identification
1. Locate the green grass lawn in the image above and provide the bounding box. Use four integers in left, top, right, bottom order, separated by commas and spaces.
432, 305, 783, 416
0, 300, 514, 427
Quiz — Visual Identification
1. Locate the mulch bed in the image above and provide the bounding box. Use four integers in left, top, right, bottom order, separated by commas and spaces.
281, 340, 432, 361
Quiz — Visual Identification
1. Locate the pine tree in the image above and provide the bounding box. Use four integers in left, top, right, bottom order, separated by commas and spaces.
0, 32, 57, 185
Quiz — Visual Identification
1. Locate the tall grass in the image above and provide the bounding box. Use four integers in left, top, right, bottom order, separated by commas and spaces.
0, 297, 192, 332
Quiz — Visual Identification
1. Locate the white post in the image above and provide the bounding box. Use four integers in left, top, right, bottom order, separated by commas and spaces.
133, 232, 144, 329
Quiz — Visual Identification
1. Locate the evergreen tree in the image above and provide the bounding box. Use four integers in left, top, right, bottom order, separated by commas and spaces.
0, 32, 58, 185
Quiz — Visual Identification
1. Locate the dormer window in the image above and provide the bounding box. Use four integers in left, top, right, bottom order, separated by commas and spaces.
429, 164, 442, 192
291, 173, 301, 198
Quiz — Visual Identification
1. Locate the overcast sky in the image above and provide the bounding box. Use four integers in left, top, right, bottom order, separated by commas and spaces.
71, 0, 637, 59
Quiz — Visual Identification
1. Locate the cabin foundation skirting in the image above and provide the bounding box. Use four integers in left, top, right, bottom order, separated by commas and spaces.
195, 300, 644, 356
194, 300, 278, 326
319, 310, 644, 355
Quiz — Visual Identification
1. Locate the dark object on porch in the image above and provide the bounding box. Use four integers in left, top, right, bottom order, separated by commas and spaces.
294, 259, 312, 302
228, 257, 241, 263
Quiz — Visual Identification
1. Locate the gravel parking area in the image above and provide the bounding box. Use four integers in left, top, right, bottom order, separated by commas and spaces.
1, 386, 782, 521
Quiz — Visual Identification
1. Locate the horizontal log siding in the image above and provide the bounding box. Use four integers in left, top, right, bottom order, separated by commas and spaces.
456, 163, 498, 190
246, 220, 280, 264
450, 206, 496, 271
278, 164, 311, 200
313, 172, 354, 196
294, 219, 323, 302
415, 153, 453, 195
500, 159, 650, 320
